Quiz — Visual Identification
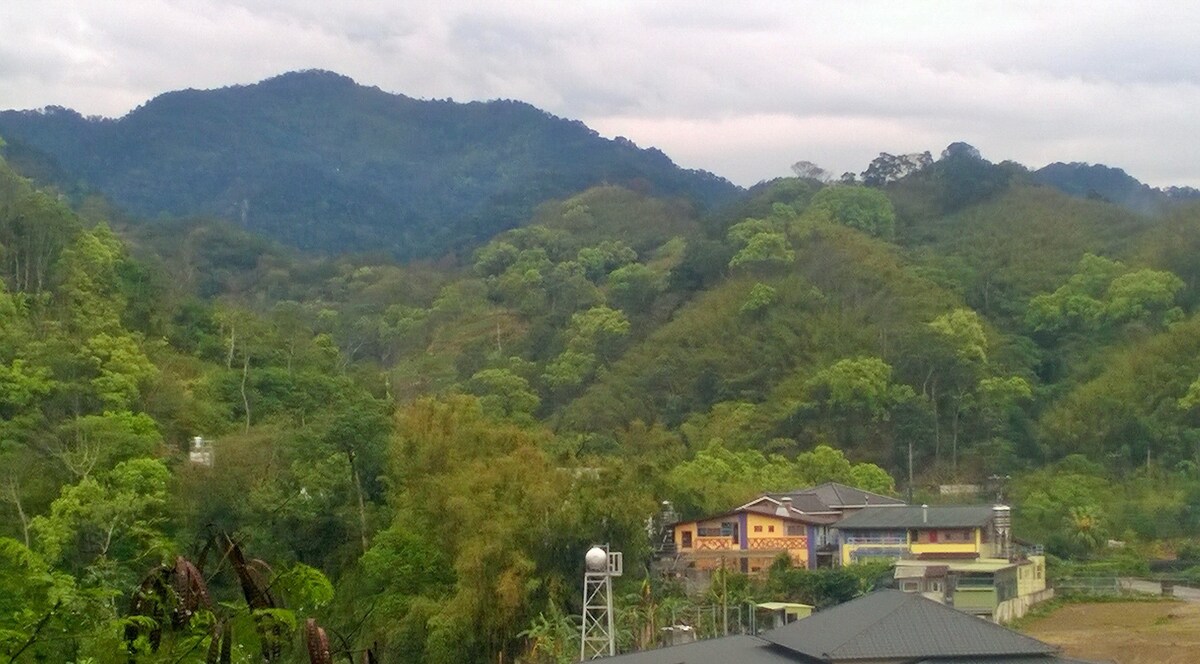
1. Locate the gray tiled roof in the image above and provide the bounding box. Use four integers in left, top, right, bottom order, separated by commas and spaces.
600, 634, 795, 663
603, 593, 1100, 664
795, 482, 906, 508
835, 505, 995, 530
742, 503, 841, 525
912, 653, 1108, 657
759, 590, 1057, 660
762, 492, 839, 514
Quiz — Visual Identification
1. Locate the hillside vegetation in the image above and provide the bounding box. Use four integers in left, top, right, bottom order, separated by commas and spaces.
0, 70, 738, 258
3, 128, 1200, 661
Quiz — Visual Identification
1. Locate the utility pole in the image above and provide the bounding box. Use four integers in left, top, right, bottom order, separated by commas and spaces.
907, 439, 915, 504
721, 556, 728, 636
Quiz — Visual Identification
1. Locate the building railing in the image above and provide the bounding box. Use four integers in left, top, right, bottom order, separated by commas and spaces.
693, 539, 735, 551
747, 537, 807, 551
843, 535, 906, 545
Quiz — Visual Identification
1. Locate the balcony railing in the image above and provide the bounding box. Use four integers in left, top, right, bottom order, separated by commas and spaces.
843, 535, 906, 545
748, 536, 807, 551
693, 539, 735, 551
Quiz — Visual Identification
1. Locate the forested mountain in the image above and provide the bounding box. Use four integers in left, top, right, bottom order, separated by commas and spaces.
0, 70, 739, 258
4, 120, 1200, 662
1033, 161, 1200, 212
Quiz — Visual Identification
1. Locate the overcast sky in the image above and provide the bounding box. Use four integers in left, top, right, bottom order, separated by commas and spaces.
3, 1, 1199, 187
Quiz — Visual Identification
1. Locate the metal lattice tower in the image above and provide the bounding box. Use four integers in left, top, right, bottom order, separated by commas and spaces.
580, 545, 622, 660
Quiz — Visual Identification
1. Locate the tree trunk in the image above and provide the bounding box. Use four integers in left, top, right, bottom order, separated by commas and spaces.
348, 450, 370, 554
930, 380, 941, 464
4, 480, 31, 548
241, 353, 251, 433
227, 324, 237, 369
951, 397, 961, 476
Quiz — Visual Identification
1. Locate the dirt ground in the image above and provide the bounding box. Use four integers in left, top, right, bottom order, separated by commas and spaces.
1024, 600, 1200, 664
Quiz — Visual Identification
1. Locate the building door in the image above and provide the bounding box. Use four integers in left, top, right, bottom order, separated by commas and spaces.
681, 531, 692, 548
929, 530, 939, 543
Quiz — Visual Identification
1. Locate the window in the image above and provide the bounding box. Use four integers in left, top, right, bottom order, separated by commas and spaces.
754, 525, 763, 533
768, 525, 775, 533
902, 581, 919, 591
931, 581, 941, 592
786, 525, 805, 536
681, 531, 692, 548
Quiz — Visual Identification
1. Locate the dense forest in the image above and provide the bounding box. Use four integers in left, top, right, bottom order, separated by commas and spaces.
0, 70, 738, 258
4, 112, 1200, 662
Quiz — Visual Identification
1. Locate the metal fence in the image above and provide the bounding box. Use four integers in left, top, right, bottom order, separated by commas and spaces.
1052, 577, 1126, 594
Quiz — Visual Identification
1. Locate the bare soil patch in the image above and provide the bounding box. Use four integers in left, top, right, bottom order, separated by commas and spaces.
1024, 600, 1200, 664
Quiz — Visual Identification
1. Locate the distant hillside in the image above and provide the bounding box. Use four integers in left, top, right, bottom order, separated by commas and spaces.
1032, 162, 1200, 213
0, 70, 740, 257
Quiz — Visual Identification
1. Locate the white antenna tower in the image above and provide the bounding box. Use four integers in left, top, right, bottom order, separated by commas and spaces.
581, 544, 622, 660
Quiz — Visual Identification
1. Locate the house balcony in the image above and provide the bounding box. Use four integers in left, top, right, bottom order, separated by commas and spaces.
843, 535, 907, 545
910, 542, 980, 556
747, 536, 808, 551
692, 537, 736, 552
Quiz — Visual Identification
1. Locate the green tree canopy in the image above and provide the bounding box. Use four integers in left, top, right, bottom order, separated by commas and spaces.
807, 186, 897, 239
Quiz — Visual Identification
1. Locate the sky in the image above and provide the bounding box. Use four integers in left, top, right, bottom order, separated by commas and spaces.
3, 0, 1200, 188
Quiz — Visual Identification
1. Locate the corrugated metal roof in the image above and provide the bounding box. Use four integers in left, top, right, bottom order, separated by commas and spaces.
736, 483, 905, 521
836, 505, 995, 529
600, 634, 794, 663
763, 492, 839, 514
916, 653, 1104, 657
794, 482, 906, 508
675, 503, 836, 527
604, 593, 1103, 663
742, 502, 841, 525
756, 602, 814, 611
759, 590, 1057, 660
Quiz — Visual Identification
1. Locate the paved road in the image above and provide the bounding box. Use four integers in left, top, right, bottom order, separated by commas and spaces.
1124, 578, 1200, 602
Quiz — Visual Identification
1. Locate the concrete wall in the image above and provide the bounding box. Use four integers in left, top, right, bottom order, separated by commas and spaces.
993, 588, 1055, 624
1017, 556, 1047, 596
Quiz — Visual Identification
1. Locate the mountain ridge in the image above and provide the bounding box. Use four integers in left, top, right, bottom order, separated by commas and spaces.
0, 69, 741, 258
1032, 161, 1200, 212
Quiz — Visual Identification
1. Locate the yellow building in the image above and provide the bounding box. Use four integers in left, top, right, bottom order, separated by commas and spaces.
1016, 555, 1047, 597
894, 555, 1049, 623
835, 505, 1004, 566
671, 501, 836, 573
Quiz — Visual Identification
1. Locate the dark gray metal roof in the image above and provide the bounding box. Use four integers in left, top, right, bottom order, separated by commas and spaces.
600, 635, 797, 663
759, 590, 1057, 661
835, 505, 995, 530
762, 492, 840, 514
742, 503, 841, 525
916, 653, 1104, 657
794, 482, 906, 508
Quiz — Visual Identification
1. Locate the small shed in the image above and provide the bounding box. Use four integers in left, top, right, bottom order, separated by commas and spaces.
755, 602, 813, 630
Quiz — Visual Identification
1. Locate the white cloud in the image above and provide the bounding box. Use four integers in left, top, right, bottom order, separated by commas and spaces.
1, 0, 1199, 187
